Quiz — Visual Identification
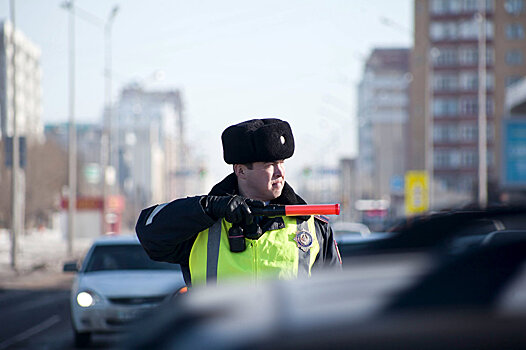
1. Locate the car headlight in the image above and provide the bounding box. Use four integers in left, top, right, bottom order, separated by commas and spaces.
76, 291, 100, 308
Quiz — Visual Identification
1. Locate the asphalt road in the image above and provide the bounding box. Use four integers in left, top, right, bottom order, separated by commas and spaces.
0, 273, 121, 350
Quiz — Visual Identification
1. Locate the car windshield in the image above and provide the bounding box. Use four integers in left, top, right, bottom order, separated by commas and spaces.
84, 244, 181, 272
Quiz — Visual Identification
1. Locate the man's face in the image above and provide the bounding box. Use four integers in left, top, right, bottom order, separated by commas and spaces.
243, 160, 285, 201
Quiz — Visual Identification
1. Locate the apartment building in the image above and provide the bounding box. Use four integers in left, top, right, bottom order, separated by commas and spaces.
357, 48, 410, 217
0, 21, 43, 141
410, 0, 526, 208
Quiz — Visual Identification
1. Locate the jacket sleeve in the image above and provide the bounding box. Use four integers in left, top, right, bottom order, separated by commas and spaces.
313, 217, 342, 271
135, 196, 216, 265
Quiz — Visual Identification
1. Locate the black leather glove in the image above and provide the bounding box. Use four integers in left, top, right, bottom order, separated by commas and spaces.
202, 195, 264, 225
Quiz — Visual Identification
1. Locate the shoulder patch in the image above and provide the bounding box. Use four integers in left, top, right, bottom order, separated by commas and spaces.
314, 214, 330, 224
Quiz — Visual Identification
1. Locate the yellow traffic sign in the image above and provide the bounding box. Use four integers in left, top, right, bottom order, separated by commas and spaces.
405, 171, 429, 215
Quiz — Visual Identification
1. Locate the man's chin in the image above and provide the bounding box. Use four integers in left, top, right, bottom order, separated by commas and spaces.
271, 188, 283, 199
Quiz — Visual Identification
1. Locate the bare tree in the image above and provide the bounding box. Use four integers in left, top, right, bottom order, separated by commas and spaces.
25, 139, 68, 229
0, 138, 69, 230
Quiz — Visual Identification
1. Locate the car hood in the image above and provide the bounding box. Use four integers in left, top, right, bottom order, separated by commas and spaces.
77, 270, 185, 297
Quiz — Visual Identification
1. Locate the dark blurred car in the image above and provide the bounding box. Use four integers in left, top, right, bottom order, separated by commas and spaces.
63, 235, 185, 347
122, 205, 526, 350
337, 205, 526, 259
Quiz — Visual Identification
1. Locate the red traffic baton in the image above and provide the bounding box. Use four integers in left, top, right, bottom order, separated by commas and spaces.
250, 204, 340, 216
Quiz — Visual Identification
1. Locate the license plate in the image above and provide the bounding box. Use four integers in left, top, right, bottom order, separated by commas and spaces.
116, 309, 142, 321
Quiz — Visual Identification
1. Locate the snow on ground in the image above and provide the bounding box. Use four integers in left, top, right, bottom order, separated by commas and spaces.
0, 228, 93, 286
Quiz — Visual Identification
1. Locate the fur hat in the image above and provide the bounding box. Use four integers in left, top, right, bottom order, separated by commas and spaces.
221, 118, 295, 164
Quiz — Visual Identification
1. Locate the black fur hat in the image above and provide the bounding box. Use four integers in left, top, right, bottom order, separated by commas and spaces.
221, 118, 295, 164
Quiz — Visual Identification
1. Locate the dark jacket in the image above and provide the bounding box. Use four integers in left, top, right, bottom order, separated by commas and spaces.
135, 173, 342, 285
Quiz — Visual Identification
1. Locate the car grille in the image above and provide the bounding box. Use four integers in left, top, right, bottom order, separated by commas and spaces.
108, 295, 167, 305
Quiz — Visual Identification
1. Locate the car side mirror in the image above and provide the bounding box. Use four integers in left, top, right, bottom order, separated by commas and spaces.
63, 261, 79, 272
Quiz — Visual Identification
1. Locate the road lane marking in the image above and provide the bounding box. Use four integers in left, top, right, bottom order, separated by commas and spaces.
0, 314, 61, 349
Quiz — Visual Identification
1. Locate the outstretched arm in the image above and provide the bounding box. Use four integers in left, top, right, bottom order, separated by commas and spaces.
135, 196, 215, 264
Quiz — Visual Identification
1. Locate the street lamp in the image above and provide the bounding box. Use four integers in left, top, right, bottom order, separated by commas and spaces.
476, 2, 488, 207
60, 2, 119, 235
60, 0, 77, 256
103, 5, 119, 234
9, 0, 21, 269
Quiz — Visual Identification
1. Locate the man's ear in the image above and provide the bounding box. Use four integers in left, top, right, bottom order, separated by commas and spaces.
234, 164, 247, 178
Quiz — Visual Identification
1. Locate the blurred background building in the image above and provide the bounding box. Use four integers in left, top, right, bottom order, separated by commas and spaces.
410, 0, 526, 209
44, 122, 103, 196
114, 84, 208, 228
0, 20, 43, 142
502, 75, 526, 202
356, 48, 410, 220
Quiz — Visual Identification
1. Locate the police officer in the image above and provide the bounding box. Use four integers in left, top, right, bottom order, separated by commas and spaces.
135, 118, 341, 286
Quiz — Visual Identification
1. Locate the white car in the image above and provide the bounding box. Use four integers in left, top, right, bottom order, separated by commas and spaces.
63, 234, 185, 347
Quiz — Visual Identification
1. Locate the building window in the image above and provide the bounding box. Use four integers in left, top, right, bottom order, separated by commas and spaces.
434, 124, 459, 142
486, 21, 494, 39
459, 46, 478, 65
459, 71, 478, 90
430, 0, 447, 14
459, 71, 494, 91
431, 0, 494, 14
486, 0, 495, 12
459, 19, 478, 39
460, 97, 478, 115
458, 46, 494, 66
486, 98, 494, 115
506, 49, 524, 65
461, 149, 477, 167
459, 124, 477, 141
459, 98, 494, 116
434, 97, 459, 117
450, 150, 461, 167
434, 73, 458, 91
506, 23, 525, 39
459, 176, 475, 192
434, 47, 458, 66
434, 149, 464, 169
463, 0, 478, 11
434, 150, 450, 169
505, 0, 524, 14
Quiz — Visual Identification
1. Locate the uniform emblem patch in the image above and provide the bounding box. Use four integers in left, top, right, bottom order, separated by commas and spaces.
294, 230, 313, 252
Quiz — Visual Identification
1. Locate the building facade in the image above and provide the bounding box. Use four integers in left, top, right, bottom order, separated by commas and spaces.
501, 76, 526, 202
115, 85, 206, 210
44, 122, 103, 196
0, 21, 43, 141
410, 0, 526, 208
357, 48, 410, 218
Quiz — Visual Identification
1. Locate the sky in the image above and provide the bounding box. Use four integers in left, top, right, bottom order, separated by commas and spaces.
0, 0, 413, 184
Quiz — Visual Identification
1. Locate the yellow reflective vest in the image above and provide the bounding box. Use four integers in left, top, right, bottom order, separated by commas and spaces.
189, 216, 319, 286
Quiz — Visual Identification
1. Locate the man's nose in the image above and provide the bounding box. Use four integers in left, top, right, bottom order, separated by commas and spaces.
274, 163, 285, 177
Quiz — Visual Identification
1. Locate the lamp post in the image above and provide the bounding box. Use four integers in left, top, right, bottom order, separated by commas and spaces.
102, 5, 119, 234
60, 0, 77, 256
9, 0, 21, 269
477, 1, 488, 208
426, 46, 440, 211
60, 2, 119, 235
